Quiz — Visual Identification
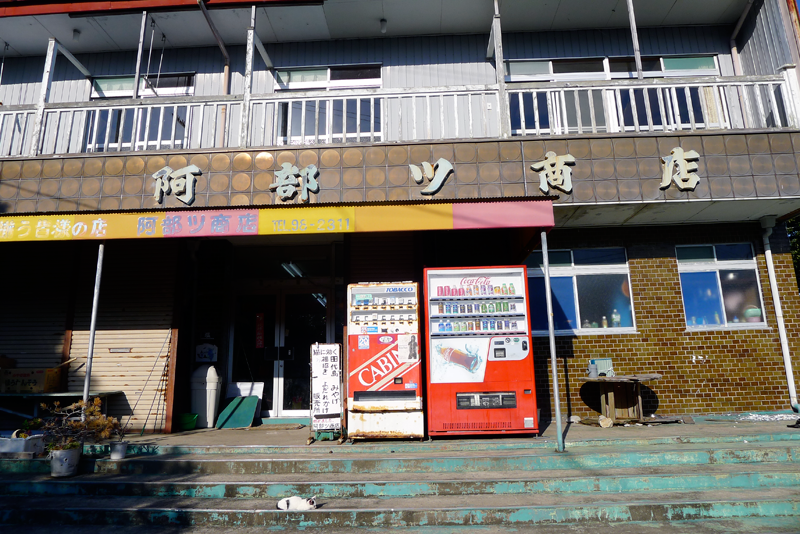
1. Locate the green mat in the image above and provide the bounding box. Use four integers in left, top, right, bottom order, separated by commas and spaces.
215, 396, 259, 429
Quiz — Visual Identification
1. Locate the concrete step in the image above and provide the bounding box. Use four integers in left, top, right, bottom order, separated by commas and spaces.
4, 517, 800, 534
4, 439, 798, 475
1, 489, 798, 528
88, 429, 800, 457
2, 464, 799, 499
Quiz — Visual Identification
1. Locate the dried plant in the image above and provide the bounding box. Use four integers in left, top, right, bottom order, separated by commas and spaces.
39, 397, 121, 451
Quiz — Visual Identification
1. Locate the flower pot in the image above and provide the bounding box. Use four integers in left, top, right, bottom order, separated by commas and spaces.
0, 434, 45, 455
50, 448, 81, 477
110, 441, 128, 460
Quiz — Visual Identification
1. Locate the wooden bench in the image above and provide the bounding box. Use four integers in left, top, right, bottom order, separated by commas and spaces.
0, 391, 124, 419
580, 374, 661, 423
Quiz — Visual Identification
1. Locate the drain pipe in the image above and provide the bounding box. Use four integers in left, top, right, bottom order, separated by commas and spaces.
760, 216, 800, 413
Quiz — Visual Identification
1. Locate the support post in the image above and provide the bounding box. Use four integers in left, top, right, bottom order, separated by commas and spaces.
28, 38, 57, 157
625, 0, 643, 80
541, 230, 564, 452
491, 0, 511, 138
133, 11, 147, 100
82, 242, 105, 419
54, 39, 91, 78
240, 26, 255, 148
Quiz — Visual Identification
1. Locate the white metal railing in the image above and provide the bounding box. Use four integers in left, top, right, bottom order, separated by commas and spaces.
245, 86, 501, 147
1, 75, 798, 158
0, 107, 36, 157
39, 97, 242, 155
507, 74, 798, 136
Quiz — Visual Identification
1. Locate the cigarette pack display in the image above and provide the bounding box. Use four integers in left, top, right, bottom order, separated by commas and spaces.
346, 281, 423, 439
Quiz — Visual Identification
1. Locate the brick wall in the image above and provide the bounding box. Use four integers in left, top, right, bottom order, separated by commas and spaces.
533, 222, 800, 419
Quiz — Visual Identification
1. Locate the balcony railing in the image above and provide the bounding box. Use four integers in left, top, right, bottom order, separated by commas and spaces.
0, 74, 797, 159
507, 74, 797, 136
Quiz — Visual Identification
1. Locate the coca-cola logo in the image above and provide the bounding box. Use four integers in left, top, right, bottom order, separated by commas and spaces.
460, 276, 490, 285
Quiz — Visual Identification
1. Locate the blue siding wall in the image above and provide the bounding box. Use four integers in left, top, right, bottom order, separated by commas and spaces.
504, 26, 735, 75
738, 0, 793, 76
1, 24, 777, 107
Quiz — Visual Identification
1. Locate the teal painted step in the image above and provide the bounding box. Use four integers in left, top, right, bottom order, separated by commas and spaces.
2, 442, 799, 475
3, 470, 799, 499
5, 517, 800, 534
80, 431, 800, 457
0, 494, 798, 528
76, 443, 800, 475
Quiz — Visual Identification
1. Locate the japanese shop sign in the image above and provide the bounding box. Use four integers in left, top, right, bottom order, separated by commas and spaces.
532, 151, 576, 194
153, 165, 202, 206
270, 163, 320, 202
661, 147, 700, 192
310, 343, 342, 432
409, 158, 455, 195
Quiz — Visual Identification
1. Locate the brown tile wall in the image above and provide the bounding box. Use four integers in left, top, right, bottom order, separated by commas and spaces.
533, 222, 800, 418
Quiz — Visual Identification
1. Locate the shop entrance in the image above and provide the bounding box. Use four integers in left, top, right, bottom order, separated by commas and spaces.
231, 290, 329, 419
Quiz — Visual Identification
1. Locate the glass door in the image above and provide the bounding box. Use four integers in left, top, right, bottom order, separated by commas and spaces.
276, 292, 329, 417
232, 290, 329, 419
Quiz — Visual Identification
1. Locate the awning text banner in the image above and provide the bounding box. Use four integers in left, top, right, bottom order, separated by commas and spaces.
0, 201, 553, 243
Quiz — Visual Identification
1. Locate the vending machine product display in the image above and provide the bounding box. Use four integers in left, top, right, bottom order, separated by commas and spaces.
346, 282, 423, 439
424, 266, 538, 435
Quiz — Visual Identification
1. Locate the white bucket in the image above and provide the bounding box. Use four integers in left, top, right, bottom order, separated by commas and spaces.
109, 441, 128, 460
50, 448, 81, 477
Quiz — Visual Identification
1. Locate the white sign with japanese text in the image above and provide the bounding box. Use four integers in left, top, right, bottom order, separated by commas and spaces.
310, 343, 342, 431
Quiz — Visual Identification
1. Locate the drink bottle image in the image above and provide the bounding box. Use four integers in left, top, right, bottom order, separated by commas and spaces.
481, 303, 488, 314
602, 316, 608, 328
509, 283, 515, 295
612, 309, 621, 328
488, 303, 495, 314
437, 345, 479, 372
502, 283, 508, 295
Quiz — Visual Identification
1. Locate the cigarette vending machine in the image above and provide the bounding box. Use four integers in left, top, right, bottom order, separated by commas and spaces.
424, 266, 538, 436
346, 282, 423, 439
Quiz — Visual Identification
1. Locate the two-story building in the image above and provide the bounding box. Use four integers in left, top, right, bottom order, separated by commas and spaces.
1, 0, 799, 432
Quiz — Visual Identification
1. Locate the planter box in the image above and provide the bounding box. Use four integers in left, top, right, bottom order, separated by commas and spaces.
0, 435, 45, 455
1, 368, 61, 393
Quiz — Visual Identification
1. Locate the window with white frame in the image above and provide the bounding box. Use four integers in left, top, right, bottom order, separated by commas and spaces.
677, 244, 766, 328
274, 65, 382, 91
505, 55, 719, 82
506, 55, 722, 136
525, 248, 635, 335
273, 65, 383, 145
91, 73, 195, 99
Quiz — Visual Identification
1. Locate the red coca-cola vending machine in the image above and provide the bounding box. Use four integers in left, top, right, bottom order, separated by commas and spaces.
346, 282, 423, 439
423, 266, 537, 436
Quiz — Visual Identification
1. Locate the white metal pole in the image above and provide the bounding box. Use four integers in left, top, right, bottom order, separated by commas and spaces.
82, 242, 105, 419
541, 230, 564, 452
28, 38, 57, 157
760, 218, 800, 413
625, 0, 643, 80
133, 11, 147, 100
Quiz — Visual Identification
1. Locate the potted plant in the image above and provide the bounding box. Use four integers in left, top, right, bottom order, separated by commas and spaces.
0, 418, 45, 455
39, 397, 121, 477
109, 417, 131, 460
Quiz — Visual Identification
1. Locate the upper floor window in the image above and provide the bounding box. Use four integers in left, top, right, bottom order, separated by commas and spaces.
505, 55, 719, 82
677, 244, 765, 329
525, 248, 635, 335
91, 73, 195, 99
275, 65, 381, 91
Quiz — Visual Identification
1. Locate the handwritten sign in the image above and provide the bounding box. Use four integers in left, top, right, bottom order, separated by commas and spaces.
310, 343, 342, 432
